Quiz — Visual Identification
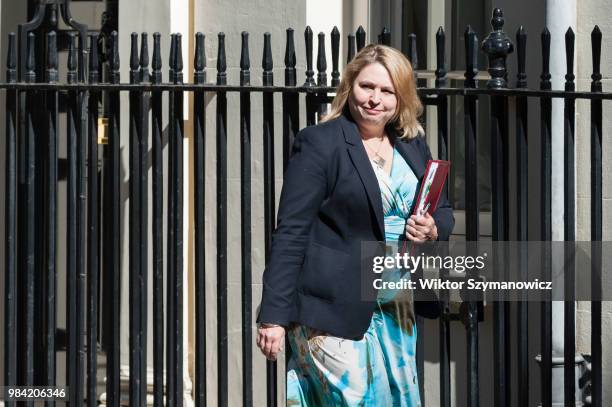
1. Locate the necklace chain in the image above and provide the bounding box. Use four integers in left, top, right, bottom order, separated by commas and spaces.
363, 136, 386, 168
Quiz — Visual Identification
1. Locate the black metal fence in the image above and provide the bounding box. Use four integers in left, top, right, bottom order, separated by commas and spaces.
1, 5, 608, 407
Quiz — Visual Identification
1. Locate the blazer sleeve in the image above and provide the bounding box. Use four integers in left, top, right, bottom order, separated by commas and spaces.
418, 136, 455, 241
257, 128, 328, 326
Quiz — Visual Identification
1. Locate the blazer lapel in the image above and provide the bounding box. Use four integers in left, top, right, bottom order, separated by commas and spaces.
393, 135, 426, 180
340, 115, 385, 239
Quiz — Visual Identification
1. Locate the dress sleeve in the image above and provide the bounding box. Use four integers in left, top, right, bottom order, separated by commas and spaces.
257, 128, 328, 326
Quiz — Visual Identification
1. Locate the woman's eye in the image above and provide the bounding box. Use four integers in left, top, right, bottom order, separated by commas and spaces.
382, 89, 394, 94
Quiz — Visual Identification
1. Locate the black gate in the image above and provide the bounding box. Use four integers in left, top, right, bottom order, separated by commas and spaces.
1, 2, 608, 407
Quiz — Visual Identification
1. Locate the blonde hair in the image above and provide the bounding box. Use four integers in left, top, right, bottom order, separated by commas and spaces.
323, 44, 423, 139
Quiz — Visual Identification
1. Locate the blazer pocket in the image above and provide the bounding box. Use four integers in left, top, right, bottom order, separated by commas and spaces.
299, 242, 349, 301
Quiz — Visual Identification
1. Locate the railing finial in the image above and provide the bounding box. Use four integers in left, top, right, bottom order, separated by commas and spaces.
284, 28, 295, 86
316, 32, 327, 86
356, 26, 366, 52
464, 26, 478, 88
331, 26, 340, 86
240, 31, 250, 86
347, 33, 356, 64
304, 26, 315, 86
540, 28, 551, 90
565, 27, 575, 91
175, 33, 183, 83
435, 27, 446, 87
194, 32, 206, 84
262, 32, 273, 86
7, 32, 16, 83
67, 32, 77, 83
110, 31, 120, 84
591, 25, 602, 92
140, 33, 150, 83
481, 8, 514, 89
516, 26, 527, 88
46, 31, 58, 83
130, 32, 139, 84
88, 34, 99, 84
152, 32, 162, 84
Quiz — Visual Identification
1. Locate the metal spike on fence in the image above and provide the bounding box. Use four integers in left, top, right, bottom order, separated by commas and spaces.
540, 28, 551, 90
284, 28, 295, 86
304, 26, 315, 86
47, 31, 58, 83
262, 32, 273, 86
175, 33, 183, 84
435, 27, 446, 87
152, 32, 162, 84
407, 33, 418, 69
7, 32, 16, 82
379, 27, 391, 46
68, 32, 77, 83
130, 32, 139, 83
140, 33, 150, 83
347, 33, 356, 64
591, 25, 602, 92
89, 34, 99, 83
331, 26, 340, 86
356, 25, 366, 52
169, 33, 176, 80
316, 32, 327, 86
110, 31, 120, 84
464, 26, 478, 88
565, 27, 575, 90
482, 8, 514, 89
195, 32, 206, 84
516, 27, 527, 88
216, 32, 227, 85
240, 31, 250, 86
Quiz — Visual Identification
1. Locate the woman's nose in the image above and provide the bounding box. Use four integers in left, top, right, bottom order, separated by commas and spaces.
370, 89, 381, 103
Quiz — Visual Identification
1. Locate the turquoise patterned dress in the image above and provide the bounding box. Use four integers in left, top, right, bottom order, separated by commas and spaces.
287, 146, 421, 406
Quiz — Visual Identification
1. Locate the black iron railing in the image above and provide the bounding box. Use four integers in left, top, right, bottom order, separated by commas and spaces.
1, 5, 608, 407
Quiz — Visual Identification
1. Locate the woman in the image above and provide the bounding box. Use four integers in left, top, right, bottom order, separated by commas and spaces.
256, 44, 454, 406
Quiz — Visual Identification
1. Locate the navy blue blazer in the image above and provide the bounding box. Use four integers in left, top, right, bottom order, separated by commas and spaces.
257, 113, 454, 339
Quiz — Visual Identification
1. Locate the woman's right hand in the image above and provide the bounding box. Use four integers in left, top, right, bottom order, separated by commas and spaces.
257, 323, 286, 361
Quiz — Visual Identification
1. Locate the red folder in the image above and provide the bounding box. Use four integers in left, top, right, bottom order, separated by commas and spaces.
411, 160, 451, 217
398, 159, 450, 257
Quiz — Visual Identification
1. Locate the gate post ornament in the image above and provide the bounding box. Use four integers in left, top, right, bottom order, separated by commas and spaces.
482, 8, 514, 89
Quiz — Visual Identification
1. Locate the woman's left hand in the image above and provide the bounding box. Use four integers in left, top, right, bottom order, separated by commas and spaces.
405, 213, 438, 242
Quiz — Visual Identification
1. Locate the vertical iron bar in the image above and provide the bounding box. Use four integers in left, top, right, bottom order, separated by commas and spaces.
4, 33, 18, 405
44, 31, 59, 407
172, 33, 185, 406
539, 27, 553, 407
166, 33, 177, 407
194, 31, 207, 407
22, 33, 37, 405
563, 27, 576, 407
240, 30, 253, 407
589, 24, 603, 407
378, 27, 391, 45
463, 26, 479, 407
138, 32, 150, 407
128, 32, 143, 407
263, 32, 277, 407
67, 32, 80, 407
515, 26, 530, 407
435, 26, 451, 407
482, 10, 513, 407
151, 31, 164, 407
216, 31, 228, 407
104, 31, 121, 407
87, 33, 100, 407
